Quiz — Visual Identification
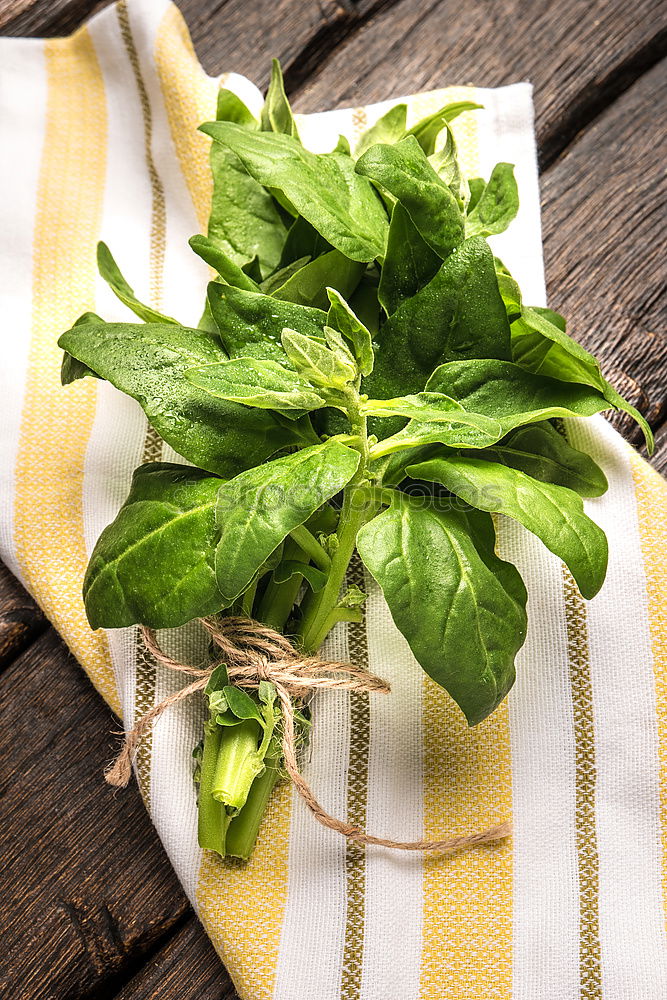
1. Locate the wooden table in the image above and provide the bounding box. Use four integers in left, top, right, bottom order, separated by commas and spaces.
0, 1, 665, 996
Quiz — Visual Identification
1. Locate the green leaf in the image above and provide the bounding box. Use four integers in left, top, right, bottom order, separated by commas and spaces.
223, 685, 264, 722
494, 257, 522, 321
261, 59, 300, 140
200, 122, 389, 262
369, 409, 504, 456
410, 455, 608, 599
207, 95, 286, 278
362, 390, 465, 422
185, 356, 327, 411
354, 103, 408, 156
271, 250, 364, 311
378, 202, 440, 316
97, 242, 179, 324
357, 496, 527, 724
215, 88, 258, 128
189, 235, 259, 291
83, 463, 223, 629
427, 122, 467, 207
512, 306, 654, 450
281, 328, 356, 389
356, 136, 464, 260
58, 321, 311, 477
475, 422, 608, 497
279, 215, 332, 267
466, 177, 486, 212
215, 441, 360, 602
326, 287, 374, 375
426, 359, 611, 434
273, 560, 327, 592
207, 282, 327, 364
61, 311, 105, 384
260, 256, 311, 295
205, 662, 230, 698
404, 100, 482, 155
364, 237, 511, 411
465, 163, 519, 237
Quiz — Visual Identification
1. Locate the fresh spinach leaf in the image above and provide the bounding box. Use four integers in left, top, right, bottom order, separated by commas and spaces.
83, 463, 224, 629
378, 202, 440, 316
426, 359, 611, 433
271, 250, 364, 311
326, 287, 374, 376
354, 103, 408, 157
356, 136, 464, 260
185, 356, 327, 411
404, 99, 482, 154
273, 560, 327, 592
279, 215, 332, 267
261, 59, 300, 140
97, 242, 179, 324
207, 92, 286, 277
357, 495, 527, 724
474, 422, 608, 497
410, 454, 608, 599
207, 282, 327, 363
200, 123, 389, 262
215, 441, 360, 602
465, 163, 519, 237
281, 328, 356, 389
61, 311, 105, 384
58, 321, 313, 476
189, 235, 260, 291
364, 237, 511, 408
512, 306, 653, 449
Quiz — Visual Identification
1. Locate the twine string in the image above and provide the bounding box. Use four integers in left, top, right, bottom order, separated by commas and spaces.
106, 616, 511, 854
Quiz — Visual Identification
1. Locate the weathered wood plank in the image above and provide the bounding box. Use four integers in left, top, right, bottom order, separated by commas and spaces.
0, 0, 390, 93
293, 0, 667, 167
0, 629, 207, 999
115, 915, 236, 1000
0, 562, 46, 669
541, 58, 667, 458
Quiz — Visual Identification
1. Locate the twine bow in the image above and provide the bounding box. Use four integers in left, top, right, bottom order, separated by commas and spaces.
106, 616, 511, 854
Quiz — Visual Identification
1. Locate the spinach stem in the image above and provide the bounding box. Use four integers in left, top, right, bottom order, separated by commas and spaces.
211, 719, 263, 811
288, 524, 331, 570
224, 741, 281, 859
297, 386, 374, 653
198, 723, 230, 855
256, 538, 303, 628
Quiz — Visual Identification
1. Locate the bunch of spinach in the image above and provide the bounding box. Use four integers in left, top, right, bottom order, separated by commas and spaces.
59, 62, 652, 859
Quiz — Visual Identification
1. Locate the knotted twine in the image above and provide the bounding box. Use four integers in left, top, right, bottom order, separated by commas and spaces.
106, 616, 511, 853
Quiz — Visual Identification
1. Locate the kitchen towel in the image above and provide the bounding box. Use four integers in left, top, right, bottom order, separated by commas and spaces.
0, 1, 665, 997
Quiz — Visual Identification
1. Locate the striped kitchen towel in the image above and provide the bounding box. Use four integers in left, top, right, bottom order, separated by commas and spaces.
1, 1, 665, 997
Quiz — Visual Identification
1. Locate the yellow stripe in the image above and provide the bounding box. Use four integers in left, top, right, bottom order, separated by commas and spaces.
630, 450, 667, 924
562, 567, 602, 996
13, 29, 118, 716
419, 91, 513, 999
420, 689, 513, 997
197, 782, 292, 1000
155, 3, 217, 233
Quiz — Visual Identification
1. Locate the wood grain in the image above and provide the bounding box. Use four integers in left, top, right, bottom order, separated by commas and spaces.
0, 0, 390, 92
115, 916, 236, 1000
0, 628, 234, 998
541, 58, 667, 455
0, 561, 46, 670
292, 0, 667, 167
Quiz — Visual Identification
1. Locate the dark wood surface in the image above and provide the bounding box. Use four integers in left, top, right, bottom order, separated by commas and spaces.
0, 1, 665, 997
